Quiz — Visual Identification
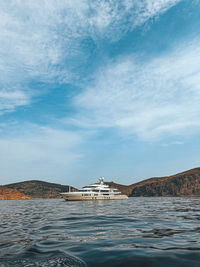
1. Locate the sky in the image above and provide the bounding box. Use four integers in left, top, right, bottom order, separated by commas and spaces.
0, 0, 200, 187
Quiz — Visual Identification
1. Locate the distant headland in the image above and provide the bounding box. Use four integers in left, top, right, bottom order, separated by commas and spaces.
1, 167, 200, 200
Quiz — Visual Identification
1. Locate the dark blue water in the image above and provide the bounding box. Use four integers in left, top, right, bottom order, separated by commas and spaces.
1, 198, 200, 267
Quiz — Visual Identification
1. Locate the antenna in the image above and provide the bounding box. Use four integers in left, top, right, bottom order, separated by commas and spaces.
99, 177, 104, 184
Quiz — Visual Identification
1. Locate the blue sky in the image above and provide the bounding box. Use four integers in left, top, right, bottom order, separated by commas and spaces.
0, 0, 200, 187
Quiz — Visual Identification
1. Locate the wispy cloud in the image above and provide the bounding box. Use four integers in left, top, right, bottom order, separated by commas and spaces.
74, 37, 200, 141
171, 141, 184, 145
0, 124, 83, 183
0, 89, 30, 114
0, 0, 181, 114
89, 0, 181, 40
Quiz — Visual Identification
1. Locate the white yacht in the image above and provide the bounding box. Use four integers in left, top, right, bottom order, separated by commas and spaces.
61, 177, 128, 201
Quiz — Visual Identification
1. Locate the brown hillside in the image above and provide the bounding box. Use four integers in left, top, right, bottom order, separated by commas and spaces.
107, 168, 200, 197
0, 186, 30, 200
5, 180, 77, 199
130, 167, 200, 197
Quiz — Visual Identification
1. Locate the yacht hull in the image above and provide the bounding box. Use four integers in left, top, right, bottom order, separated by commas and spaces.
61, 193, 128, 201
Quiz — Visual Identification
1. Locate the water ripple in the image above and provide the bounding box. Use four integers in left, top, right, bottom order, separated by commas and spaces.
1, 198, 200, 266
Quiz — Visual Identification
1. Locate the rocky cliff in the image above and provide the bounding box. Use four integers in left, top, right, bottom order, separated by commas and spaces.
130, 168, 200, 197
0, 186, 30, 200
107, 168, 200, 197
5, 180, 77, 199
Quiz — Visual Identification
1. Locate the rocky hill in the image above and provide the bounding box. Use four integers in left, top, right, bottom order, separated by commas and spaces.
5, 180, 77, 199
0, 186, 30, 200
108, 168, 200, 197
2, 167, 200, 199
130, 168, 200, 197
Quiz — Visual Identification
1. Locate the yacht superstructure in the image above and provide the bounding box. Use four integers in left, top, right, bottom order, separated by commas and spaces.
61, 177, 128, 201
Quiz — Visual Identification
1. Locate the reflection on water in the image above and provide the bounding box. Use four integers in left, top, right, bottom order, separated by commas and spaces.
1, 198, 200, 266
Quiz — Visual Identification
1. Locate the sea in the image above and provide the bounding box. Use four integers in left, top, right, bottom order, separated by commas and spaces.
1, 197, 200, 267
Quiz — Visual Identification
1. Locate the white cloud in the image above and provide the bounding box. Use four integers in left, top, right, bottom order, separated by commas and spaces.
89, 0, 181, 40
0, 0, 181, 114
74, 38, 200, 141
0, 89, 30, 113
0, 124, 83, 182
171, 141, 184, 145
